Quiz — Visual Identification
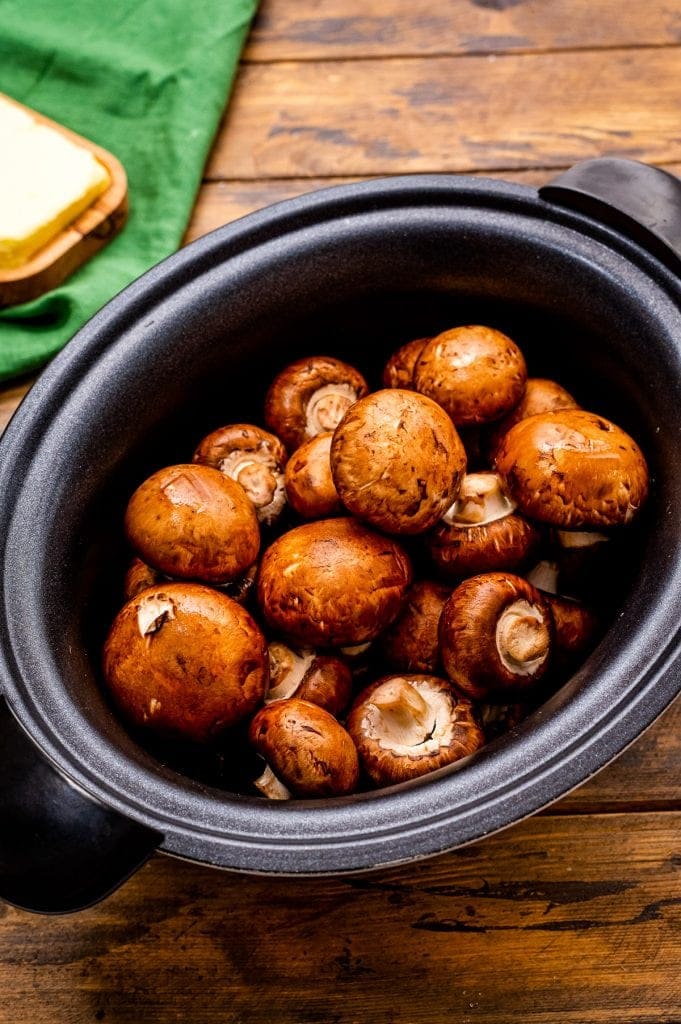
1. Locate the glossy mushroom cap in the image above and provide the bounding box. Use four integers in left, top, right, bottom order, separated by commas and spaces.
379, 580, 451, 674
284, 432, 341, 519
103, 584, 269, 743
545, 593, 600, 667
193, 423, 287, 526
124, 464, 260, 583
495, 410, 649, 528
257, 517, 412, 647
428, 472, 539, 579
249, 698, 360, 798
487, 377, 579, 460
413, 325, 527, 426
123, 557, 164, 601
347, 675, 484, 786
382, 337, 430, 389
266, 640, 353, 717
331, 389, 467, 535
264, 355, 368, 451
439, 572, 554, 701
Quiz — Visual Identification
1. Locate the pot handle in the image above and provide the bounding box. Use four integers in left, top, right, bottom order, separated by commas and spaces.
0, 698, 161, 914
539, 158, 681, 274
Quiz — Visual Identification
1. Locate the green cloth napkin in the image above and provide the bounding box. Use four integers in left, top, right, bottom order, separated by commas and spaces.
0, 0, 258, 382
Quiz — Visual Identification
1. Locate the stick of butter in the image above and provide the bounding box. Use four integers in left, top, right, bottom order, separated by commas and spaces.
0, 96, 111, 270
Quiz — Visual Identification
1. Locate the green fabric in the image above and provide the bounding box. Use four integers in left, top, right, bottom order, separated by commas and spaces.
0, 0, 257, 382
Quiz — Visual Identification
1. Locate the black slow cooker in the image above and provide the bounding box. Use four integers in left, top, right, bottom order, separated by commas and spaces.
1, 158, 680, 913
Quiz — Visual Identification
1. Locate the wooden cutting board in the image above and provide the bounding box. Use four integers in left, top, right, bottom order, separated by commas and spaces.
0, 92, 128, 308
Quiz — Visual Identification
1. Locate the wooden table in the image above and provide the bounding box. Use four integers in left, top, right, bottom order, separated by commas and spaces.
1, 2, 680, 1021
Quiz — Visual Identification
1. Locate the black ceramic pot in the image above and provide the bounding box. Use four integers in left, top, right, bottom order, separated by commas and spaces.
1, 159, 680, 914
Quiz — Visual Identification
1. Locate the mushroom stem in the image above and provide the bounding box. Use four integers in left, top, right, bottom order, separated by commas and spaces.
265, 642, 315, 703
496, 600, 550, 674
230, 458, 278, 509
556, 530, 609, 549
306, 383, 357, 435
526, 559, 560, 595
442, 472, 516, 527
369, 678, 434, 746
254, 764, 292, 800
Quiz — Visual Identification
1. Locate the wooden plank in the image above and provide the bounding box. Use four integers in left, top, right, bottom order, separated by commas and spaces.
246, 0, 681, 61
1, 813, 678, 1023
208, 48, 681, 179
185, 163, 681, 240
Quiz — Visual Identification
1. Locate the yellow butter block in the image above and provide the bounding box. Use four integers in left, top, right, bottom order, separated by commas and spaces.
0, 96, 110, 270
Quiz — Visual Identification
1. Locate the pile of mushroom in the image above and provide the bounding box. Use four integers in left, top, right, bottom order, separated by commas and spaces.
103, 329, 650, 800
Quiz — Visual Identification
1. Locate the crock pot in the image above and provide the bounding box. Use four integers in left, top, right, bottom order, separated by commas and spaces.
1, 158, 680, 914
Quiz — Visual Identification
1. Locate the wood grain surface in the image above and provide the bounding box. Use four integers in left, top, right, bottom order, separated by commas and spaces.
1, 0, 680, 1019
1, 814, 679, 1023
209, 48, 681, 179
246, 0, 681, 60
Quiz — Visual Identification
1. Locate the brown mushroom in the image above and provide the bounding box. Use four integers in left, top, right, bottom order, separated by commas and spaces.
427, 472, 540, 579
439, 573, 554, 701
495, 410, 649, 528
214, 560, 259, 605
264, 356, 368, 451
103, 583, 268, 743
346, 675, 484, 786
413, 325, 527, 426
479, 702, 529, 741
524, 560, 599, 666
382, 337, 430, 389
266, 640, 353, 717
284, 432, 342, 519
487, 377, 579, 460
193, 423, 287, 526
249, 698, 360, 798
123, 557, 164, 601
546, 593, 600, 668
125, 464, 260, 583
257, 517, 412, 647
330, 389, 467, 535
124, 556, 258, 606
379, 580, 451, 674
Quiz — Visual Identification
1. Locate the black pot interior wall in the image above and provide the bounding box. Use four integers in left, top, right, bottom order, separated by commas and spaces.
29, 206, 679, 800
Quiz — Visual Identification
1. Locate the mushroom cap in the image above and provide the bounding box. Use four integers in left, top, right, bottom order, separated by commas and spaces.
257, 517, 412, 647
266, 642, 353, 717
264, 355, 368, 451
428, 471, 539, 579
439, 572, 554, 701
413, 325, 527, 426
284, 432, 342, 519
487, 377, 579, 459
346, 674, 484, 787
249, 698, 360, 797
382, 337, 430, 390
546, 593, 600, 665
379, 580, 451, 674
295, 656, 354, 717
429, 515, 539, 580
494, 410, 650, 528
330, 389, 467, 535
123, 557, 165, 602
125, 464, 260, 583
193, 423, 287, 526
103, 583, 268, 742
